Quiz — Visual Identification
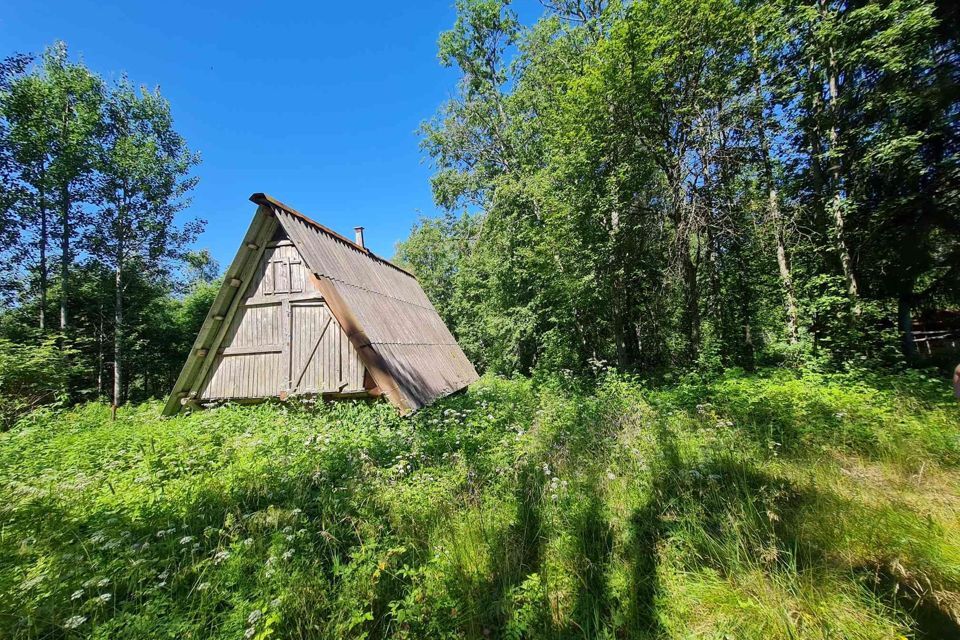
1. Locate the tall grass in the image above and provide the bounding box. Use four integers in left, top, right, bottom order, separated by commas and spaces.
1, 369, 958, 638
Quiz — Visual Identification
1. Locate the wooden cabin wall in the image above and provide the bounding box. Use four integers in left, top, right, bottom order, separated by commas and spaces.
200, 239, 366, 400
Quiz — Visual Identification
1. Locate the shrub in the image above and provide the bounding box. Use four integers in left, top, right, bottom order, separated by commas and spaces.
0, 337, 74, 429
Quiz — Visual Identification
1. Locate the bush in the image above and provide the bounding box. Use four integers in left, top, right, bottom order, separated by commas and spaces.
0, 337, 74, 429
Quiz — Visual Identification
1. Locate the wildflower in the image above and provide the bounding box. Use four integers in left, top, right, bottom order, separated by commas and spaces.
606, 471, 616, 480
248, 609, 262, 624
96, 593, 112, 604
197, 582, 211, 591
213, 550, 231, 564
270, 597, 281, 608
244, 626, 256, 639
243, 538, 254, 548
282, 549, 294, 561
63, 615, 87, 629
179, 536, 194, 545
70, 589, 83, 600
97, 577, 110, 587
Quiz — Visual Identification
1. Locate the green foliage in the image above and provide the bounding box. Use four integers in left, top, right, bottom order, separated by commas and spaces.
0, 42, 204, 406
411, 0, 960, 377
2, 372, 958, 638
0, 337, 75, 429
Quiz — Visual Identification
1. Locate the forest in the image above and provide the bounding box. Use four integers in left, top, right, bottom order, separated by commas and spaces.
395, 0, 960, 379
1, 0, 960, 638
0, 43, 214, 422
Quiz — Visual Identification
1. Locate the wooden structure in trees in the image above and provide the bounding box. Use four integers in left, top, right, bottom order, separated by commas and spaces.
162, 193, 478, 416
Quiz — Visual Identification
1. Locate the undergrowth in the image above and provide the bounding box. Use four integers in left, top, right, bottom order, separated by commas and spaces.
1, 369, 958, 639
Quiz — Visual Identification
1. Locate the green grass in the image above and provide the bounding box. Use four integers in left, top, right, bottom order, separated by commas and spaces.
1, 369, 959, 639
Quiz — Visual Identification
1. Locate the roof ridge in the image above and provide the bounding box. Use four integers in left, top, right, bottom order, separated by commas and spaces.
249, 192, 417, 279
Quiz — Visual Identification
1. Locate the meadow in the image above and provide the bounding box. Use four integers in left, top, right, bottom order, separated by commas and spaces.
1, 369, 959, 639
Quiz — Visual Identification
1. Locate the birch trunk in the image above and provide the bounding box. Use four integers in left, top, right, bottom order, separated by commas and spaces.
38, 180, 48, 332
113, 260, 123, 408
60, 184, 70, 331
820, 0, 860, 299
751, 38, 800, 343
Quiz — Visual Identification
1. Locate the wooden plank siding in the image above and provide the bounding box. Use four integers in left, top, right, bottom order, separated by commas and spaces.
198, 232, 365, 401
198, 236, 367, 401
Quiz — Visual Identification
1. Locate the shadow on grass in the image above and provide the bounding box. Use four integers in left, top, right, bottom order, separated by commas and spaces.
569, 482, 615, 637
618, 415, 960, 639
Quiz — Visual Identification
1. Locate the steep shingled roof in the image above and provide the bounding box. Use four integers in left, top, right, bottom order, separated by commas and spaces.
163, 194, 478, 415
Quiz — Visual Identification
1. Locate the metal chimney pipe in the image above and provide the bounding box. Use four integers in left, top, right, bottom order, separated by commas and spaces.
354, 226, 365, 249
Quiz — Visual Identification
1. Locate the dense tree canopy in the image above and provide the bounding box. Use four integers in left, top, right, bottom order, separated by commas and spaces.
398, 0, 960, 376
0, 44, 207, 408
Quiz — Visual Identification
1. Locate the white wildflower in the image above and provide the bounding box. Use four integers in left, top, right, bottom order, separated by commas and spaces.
70, 589, 83, 600
248, 609, 262, 625
96, 593, 112, 604
179, 536, 194, 545
606, 471, 616, 480
63, 615, 87, 629
213, 550, 231, 564
197, 581, 210, 591
96, 577, 110, 587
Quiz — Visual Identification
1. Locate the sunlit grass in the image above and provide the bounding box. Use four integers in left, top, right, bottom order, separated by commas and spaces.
1, 369, 958, 638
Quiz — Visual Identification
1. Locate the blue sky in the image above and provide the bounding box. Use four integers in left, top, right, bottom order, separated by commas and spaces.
1, 0, 543, 267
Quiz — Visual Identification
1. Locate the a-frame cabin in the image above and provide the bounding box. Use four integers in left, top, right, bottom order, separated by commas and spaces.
163, 193, 478, 416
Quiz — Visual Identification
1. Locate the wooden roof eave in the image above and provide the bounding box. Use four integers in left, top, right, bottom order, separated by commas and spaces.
161, 206, 278, 416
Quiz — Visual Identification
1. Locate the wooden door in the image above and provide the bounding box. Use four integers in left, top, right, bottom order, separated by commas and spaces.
289, 301, 366, 394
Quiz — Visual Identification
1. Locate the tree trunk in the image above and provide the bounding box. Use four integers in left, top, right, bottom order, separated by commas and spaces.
751, 44, 800, 343
38, 182, 47, 332
60, 185, 70, 331
97, 314, 104, 397
113, 261, 123, 408
770, 189, 800, 342
682, 232, 700, 357
898, 289, 917, 362
820, 0, 860, 300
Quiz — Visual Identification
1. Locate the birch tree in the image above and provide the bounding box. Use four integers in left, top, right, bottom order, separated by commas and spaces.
87, 80, 200, 406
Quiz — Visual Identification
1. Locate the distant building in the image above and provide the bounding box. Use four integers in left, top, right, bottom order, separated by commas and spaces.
164, 193, 477, 416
